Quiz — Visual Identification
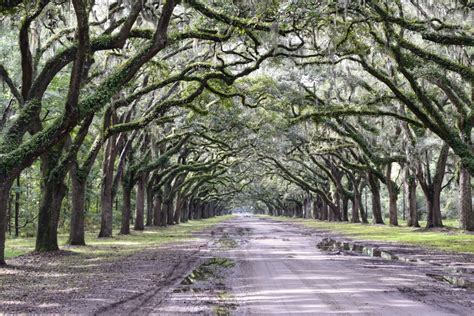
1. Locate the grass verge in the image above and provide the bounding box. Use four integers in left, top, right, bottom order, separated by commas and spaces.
5, 215, 234, 259
261, 215, 474, 254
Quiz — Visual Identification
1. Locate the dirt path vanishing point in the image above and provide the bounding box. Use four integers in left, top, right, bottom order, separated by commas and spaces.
1, 215, 473, 315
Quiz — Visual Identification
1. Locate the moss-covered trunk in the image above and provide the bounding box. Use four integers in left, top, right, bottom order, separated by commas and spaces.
0, 177, 13, 265
35, 179, 67, 252
35, 148, 68, 252
69, 164, 86, 245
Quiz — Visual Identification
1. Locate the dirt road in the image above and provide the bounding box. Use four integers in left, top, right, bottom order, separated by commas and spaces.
157, 215, 473, 315
2, 215, 473, 315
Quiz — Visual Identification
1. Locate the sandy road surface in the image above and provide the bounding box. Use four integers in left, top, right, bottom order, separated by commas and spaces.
154, 215, 473, 315
3, 215, 471, 315
225, 215, 473, 315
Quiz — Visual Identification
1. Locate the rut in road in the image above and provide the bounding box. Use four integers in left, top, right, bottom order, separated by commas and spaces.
156, 215, 474, 315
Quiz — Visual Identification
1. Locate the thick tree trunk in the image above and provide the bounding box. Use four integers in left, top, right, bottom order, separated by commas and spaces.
166, 197, 175, 225
174, 194, 183, 224
351, 197, 360, 223
153, 195, 162, 226
14, 176, 20, 237
368, 173, 384, 224
422, 145, 448, 229
0, 178, 13, 265
98, 136, 116, 238
36, 148, 70, 252
330, 190, 341, 221
350, 179, 361, 223
69, 166, 87, 245
425, 189, 443, 228
405, 168, 419, 227
120, 183, 132, 235
134, 175, 145, 231
181, 199, 189, 223
146, 182, 153, 226
8, 192, 12, 235
342, 196, 349, 222
386, 164, 398, 226
312, 200, 319, 219
161, 200, 168, 227
36, 178, 67, 252
321, 201, 329, 221
358, 183, 368, 223
459, 165, 474, 231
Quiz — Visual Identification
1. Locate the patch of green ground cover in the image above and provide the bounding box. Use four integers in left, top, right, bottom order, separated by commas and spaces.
5, 215, 234, 259
261, 215, 474, 254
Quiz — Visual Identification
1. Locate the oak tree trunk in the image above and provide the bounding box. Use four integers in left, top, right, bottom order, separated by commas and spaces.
134, 175, 145, 231
386, 164, 398, 226
368, 173, 384, 224
14, 176, 20, 237
0, 178, 13, 265
98, 136, 116, 238
459, 165, 474, 231
69, 165, 87, 245
153, 195, 162, 226
36, 178, 67, 252
405, 168, 419, 227
120, 182, 132, 235
146, 182, 153, 226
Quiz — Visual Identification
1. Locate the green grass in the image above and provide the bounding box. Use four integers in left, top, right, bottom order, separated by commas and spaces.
261, 215, 474, 254
5, 215, 234, 259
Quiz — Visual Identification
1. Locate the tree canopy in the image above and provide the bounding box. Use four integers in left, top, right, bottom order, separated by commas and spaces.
0, 0, 472, 265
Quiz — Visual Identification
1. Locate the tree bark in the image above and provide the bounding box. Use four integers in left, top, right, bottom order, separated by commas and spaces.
342, 195, 349, 222
153, 194, 162, 226
134, 175, 145, 231
166, 197, 175, 225
35, 179, 67, 252
0, 177, 13, 265
321, 200, 329, 221
36, 150, 68, 252
174, 193, 183, 224
368, 173, 384, 224
404, 167, 419, 227
419, 145, 449, 228
14, 176, 20, 237
459, 165, 474, 230
69, 163, 87, 245
145, 179, 153, 226
120, 181, 132, 235
386, 163, 399, 226
98, 136, 116, 238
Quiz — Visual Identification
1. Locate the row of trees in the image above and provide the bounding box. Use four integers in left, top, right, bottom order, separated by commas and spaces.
0, 0, 300, 265
0, 0, 472, 265
235, 0, 473, 230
